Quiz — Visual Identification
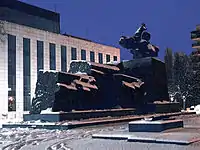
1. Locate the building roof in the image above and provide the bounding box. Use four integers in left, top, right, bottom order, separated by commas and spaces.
63, 33, 92, 42
0, 0, 60, 22
63, 33, 120, 49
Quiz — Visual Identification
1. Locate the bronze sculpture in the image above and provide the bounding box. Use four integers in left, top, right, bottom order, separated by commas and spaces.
119, 23, 159, 58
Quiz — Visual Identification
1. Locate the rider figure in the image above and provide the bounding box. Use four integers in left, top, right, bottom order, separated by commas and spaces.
134, 23, 147, 42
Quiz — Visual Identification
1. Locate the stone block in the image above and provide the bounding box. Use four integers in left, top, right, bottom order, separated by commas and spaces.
118, 57, 169, 103
24, 108, 135, 122
129, 119, 183, 132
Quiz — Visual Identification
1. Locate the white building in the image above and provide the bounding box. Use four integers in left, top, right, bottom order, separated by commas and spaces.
0, 0, 120, 119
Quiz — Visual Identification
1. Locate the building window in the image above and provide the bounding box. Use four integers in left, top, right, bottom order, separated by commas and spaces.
106, 54, 110, 62
49, 43, 56, 70
71, 47, 77, 60
23, 38, 31, 111
113, 56, 117, 61
90, 51, 95, 62
37, 40, 44, 75
61, 45, 67, 72
81, 49, 86, 60
98, 53, 103, 64
8, 34, 16, 111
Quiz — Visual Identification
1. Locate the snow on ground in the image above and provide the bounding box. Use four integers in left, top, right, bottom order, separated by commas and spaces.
1, 116, 200, 150
0, 122, 128, 150
194, 105, 200, 115
0, 112, 23, 128
0, 115, 200, 149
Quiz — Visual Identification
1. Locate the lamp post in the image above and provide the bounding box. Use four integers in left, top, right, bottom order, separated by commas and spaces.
169, 94, 174, 102
183, 95, 186, 110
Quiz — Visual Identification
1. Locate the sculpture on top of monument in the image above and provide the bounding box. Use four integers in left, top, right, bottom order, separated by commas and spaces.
119, 23, 159, 59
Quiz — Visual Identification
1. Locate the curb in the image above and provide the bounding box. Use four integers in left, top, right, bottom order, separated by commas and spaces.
2, 112, 195, 130
92, 134, 194, 145
128, 136, 190, 145
92, 134, 129, 140
2, 124, 69, 130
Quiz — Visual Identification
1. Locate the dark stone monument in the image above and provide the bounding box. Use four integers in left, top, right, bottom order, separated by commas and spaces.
118, 57, 169, 103
30, 62, 146, 114
118, 23, 169, 113
24, 23, 174, 122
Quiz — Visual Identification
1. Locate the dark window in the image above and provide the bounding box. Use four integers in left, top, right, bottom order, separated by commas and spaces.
98, 53, 103, 64
8, 34, 16, 111
23, 38, 31, 111
113, 56, 117, 61
90, 51, 95, 62
49, 43, 56, 70
81, 49, 86, 60
71, 47, 77, 60
106, 54, 110, 62
37, 40, 44, 75
61, 45, 67, 72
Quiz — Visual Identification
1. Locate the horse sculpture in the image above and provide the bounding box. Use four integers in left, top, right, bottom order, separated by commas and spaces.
119, 23, 159, 59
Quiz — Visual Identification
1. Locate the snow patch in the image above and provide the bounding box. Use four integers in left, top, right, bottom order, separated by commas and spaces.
70, 60, 91, 65
194, 105, 200, 115
106, 61, 120, 65
122, 60, 130, 62
40, 108, 60, 114
44, 70, 59, 73
74, 71, 87, 75
3, 119, 69, 126
40, 108, 52, 114
21, 120, 56, 125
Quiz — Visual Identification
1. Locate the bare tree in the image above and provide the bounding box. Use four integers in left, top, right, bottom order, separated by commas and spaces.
171, 52, 193, 108
0, 21, 6, 43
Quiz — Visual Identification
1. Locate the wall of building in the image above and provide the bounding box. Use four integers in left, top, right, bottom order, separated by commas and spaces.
0, 0, 60, 33
0, 21, 120, 117
0, 7, 60, 33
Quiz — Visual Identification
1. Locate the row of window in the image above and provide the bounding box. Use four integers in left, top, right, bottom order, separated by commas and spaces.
76, 49, 118, 63
39, 42, 118, 71
8, 35, 32, 111
7, 34, 118, 111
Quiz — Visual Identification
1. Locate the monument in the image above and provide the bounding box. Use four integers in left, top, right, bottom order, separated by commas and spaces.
24, 23, 178, 122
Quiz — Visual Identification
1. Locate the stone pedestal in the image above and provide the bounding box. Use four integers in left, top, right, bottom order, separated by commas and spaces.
129, 119, 183, 132
118, 57, 169, 103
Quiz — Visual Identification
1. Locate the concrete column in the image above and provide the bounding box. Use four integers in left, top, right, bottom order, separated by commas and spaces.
16, 36, 24, 112
43, 41, 49, 71
56, 44, 61, 71
77, 47, 81, 61
86, 49, 90, 62
0, 35, 8, 113
30, 39, 37, 101
66, 45, 71, 71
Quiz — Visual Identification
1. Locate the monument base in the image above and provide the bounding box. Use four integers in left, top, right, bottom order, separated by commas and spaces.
118, 57, 169, 103
24, 108, 136, 122
137, 102, 181, 114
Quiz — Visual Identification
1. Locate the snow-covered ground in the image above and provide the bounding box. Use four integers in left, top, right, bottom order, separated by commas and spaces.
0, 114, 200, 149
194, 105, 200, 115
0, 123, 128, 150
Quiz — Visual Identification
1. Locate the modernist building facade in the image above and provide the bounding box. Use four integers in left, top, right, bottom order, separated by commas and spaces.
0, 0, 120, 115
191, 24, 200, 56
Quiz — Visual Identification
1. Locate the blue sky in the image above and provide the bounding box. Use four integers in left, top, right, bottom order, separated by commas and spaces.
20, 0, 200, 60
